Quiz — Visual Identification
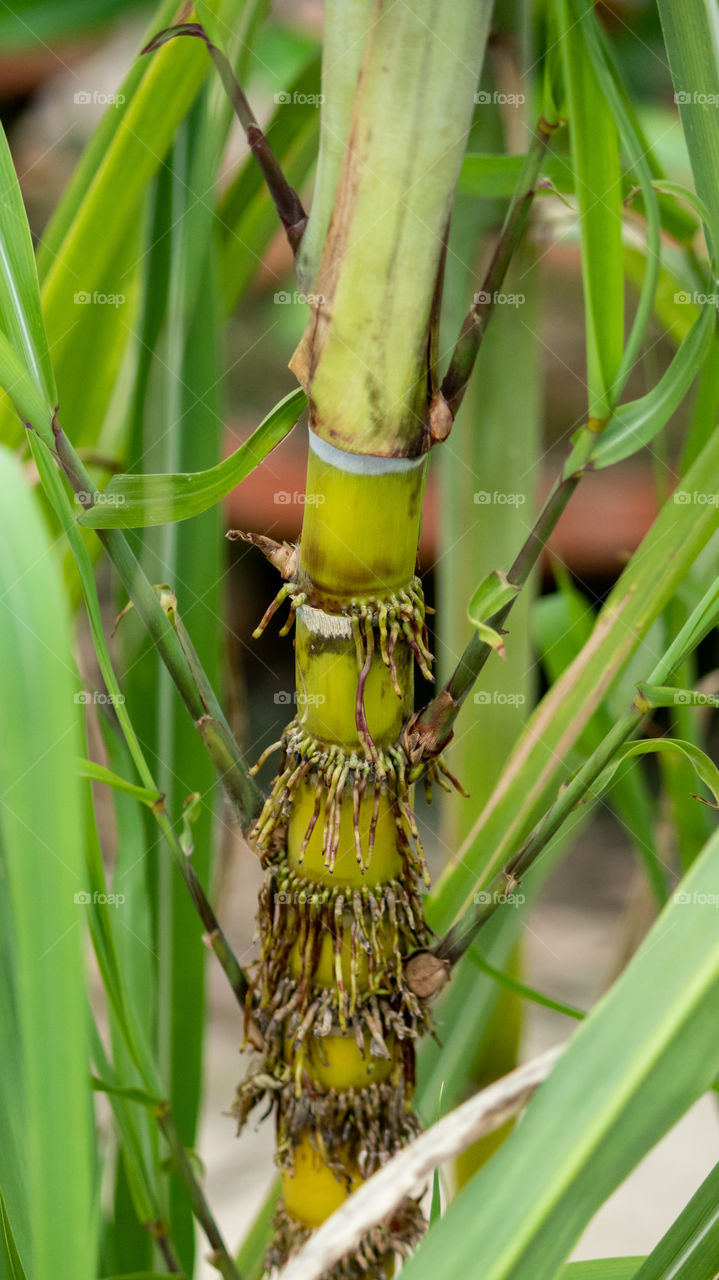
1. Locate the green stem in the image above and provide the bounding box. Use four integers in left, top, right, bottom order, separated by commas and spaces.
419, 466, 580, 745
468, 952, 585, 1021
50, 415, 264, 828
154, 1103, 243, 1280
31, 429, 251, 1006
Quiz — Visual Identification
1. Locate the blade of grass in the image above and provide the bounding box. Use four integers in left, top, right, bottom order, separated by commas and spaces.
557, 0, 624, 421
402, 824, 719, 1280
634, 1157, 719, 1279
0, 446, 95, 1280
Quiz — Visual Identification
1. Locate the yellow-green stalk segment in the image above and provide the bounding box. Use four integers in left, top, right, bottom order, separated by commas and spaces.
236, 434, 460, 1274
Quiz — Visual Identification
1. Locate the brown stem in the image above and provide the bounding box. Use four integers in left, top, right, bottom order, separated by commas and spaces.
440, 118, 557, 416
141, 23, 307, 250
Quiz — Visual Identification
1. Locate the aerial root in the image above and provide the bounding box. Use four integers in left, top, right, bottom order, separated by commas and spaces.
254, 857, 430, 1029
265, 1196, 426, 1278
249, 722, 432, 885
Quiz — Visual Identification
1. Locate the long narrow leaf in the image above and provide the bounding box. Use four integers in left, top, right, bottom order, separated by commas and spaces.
404, 824, 719, 1280
78, 387, 306, 528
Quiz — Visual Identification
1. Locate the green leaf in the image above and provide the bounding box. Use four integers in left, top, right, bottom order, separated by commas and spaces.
76, 759, 163, 808
236, 1179, 282, 1280
0, 446, 95, 1280
559, 1265, 644, 1280
458, 152, 574, 200
636, 683, 719, 710
0, 327, 52, 429
634, 1157, 719, 1279
558, 0, 624, 419
590, 737, 719, 810
584, 305, 715, 472
99, 1274, 179, 1279
0, 1192, 28, 1280
656, 0, 719, 261
467, 570, 520, 659
179, 792, 202, 857
404, 826, 719, 1280
0, 125, 56, 404
90, 1077, 164, 1109
78, 387, 306, 528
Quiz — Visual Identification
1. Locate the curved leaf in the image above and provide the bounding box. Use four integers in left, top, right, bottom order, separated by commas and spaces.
0, 125, 56, 404
585, 304, 714, 471
590, 737, 719, 810
78, 387, 306, 528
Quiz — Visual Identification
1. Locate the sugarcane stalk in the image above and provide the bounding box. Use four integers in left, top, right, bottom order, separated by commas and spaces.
232, 3, 493, 1273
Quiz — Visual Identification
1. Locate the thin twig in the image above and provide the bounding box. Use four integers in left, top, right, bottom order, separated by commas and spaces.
276, 1046, 563, 1280
155, 1103, 244, 1280
51, 414, 264, 830
440, 118, 557, 416
142, 23, 307, 251
433, 573, 719, 967
415, 466, 581, 749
